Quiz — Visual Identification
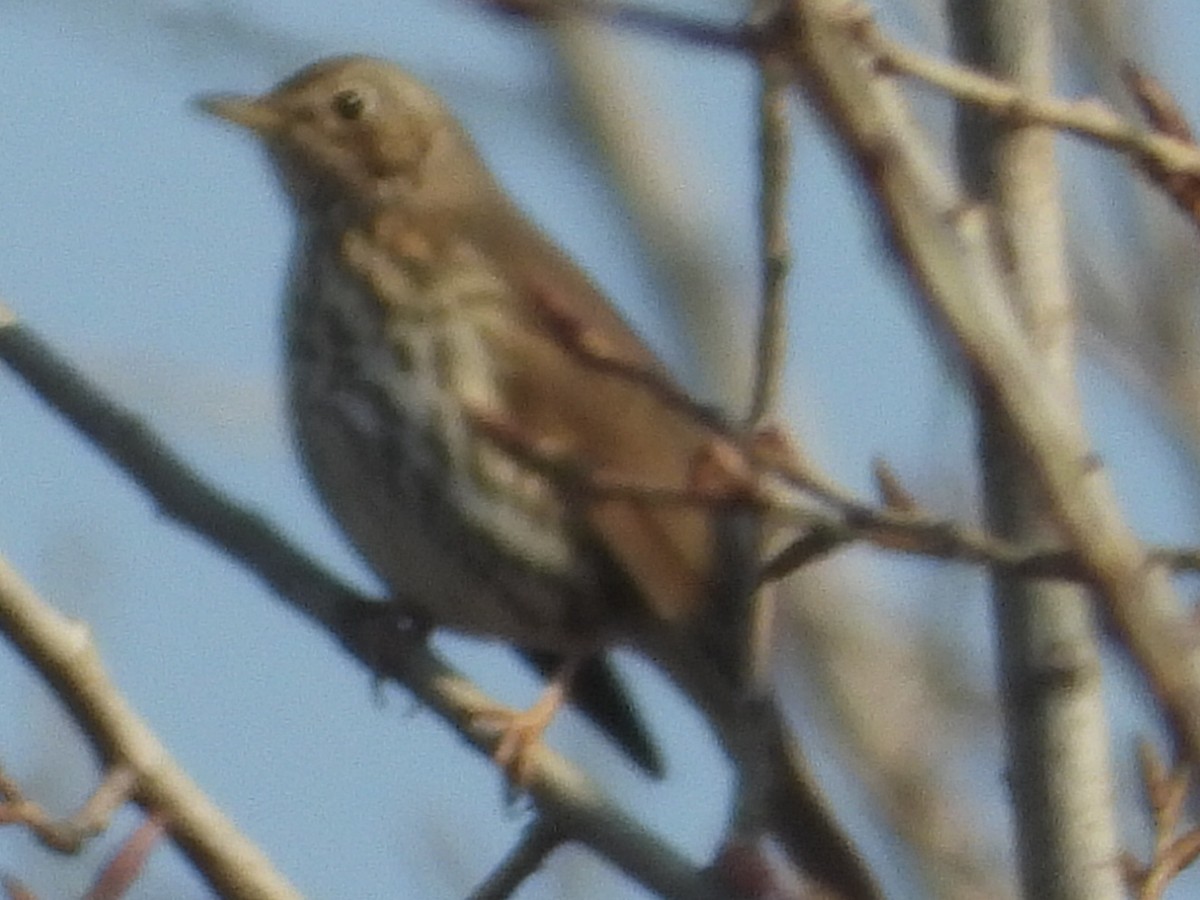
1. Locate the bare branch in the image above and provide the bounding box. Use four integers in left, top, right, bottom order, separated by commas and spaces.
773, 0, 1200, 769
747, 39, 794, 428
84, 815, 166, 900
1122, 64, 1200, 229
845, 11, 1200, 178
0, 554, 302, 900
0, 765, 135, 854
466, 818, 563, 900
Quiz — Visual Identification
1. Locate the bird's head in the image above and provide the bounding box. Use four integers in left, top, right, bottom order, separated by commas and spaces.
198, 56, 497, 217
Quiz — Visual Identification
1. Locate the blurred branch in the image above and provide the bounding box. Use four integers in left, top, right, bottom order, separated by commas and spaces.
755, 428, 1200, 581
1130, 743, 1200, 899
466, 818, 562, 900
83, 815, 166, 900
0, 302, 725, 899
0, 554, 302, 900
1, 815, 166, 900
543, 18, 752, 405
748, 42, 793, 428
849, 13, 1200, 176
949, 0, 1120, 896
482, 0, 1200, 194
777, 569, 1014, 900
771, 0, 1200, 770
471, 374, 1200, 584
470, 374, 1200, 583
1122, 64, 1200, 228
0, 765, 135, 854
518, 17, 940, 896
1062, 2, 1200, 469
476, 0, 752, 52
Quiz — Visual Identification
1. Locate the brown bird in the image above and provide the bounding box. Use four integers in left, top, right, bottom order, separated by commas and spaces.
199, 56, 878, 899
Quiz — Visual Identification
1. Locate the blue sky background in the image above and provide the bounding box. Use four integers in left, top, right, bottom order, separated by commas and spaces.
3, 1, 1200, 898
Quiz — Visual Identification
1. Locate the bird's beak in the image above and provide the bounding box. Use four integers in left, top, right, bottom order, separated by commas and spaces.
195, 94, 285, 137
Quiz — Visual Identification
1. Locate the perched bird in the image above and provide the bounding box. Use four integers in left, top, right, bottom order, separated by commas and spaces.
199, 56, 877, 899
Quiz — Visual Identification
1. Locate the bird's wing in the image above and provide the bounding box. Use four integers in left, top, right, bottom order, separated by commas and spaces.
473, 206, 727, 627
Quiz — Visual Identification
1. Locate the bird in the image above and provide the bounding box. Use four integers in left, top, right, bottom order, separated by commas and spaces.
199, 55, 878, 899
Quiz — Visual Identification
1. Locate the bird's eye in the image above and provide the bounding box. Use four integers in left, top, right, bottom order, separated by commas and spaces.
331, 89, 366, 121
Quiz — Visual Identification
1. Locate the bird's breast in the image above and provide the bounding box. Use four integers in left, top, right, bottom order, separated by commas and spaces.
279, 220, 611, 649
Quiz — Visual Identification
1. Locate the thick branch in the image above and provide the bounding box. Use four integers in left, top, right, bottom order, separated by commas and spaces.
776, 0, 1200, 765
949, 0, 1121, 897
0, 555, 302, 900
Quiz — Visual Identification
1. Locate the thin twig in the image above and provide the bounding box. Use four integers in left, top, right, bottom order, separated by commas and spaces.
776, 0, 1200, 770
471, 395, 1200, 584
747, 43, 793, 429
1131, 743, 1197, 899
0, 555, 302, 900
480, 0, 1200, 205
84, 815, 166, 900
844, 10, 1200, 177
0, 765, 135, 853
1121, 63, 1200, 228
473, 0, 755, 52
467, 818, 564, 900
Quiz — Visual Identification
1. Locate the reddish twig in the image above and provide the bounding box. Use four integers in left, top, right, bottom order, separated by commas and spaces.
84, 815, 166, 900
1122, 63, 1200, 228
0, 765, 136, 854
1128, 743, 1200, 899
